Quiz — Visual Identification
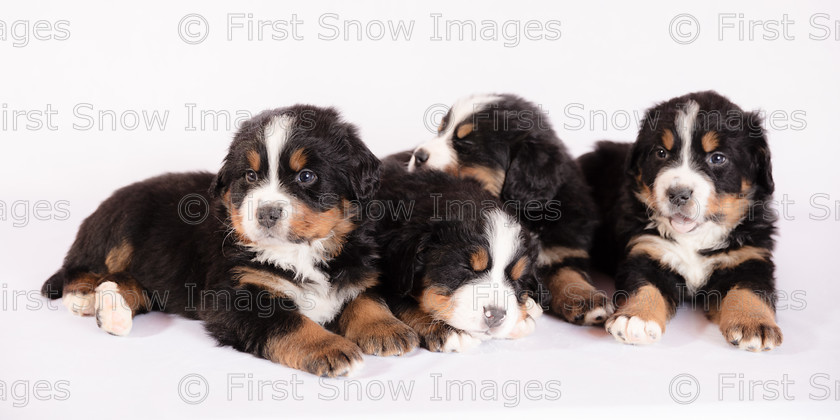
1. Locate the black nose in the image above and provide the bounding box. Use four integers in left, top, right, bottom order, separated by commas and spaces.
414, 149, 430, 165
483, 306, 506, 329
257, 205, 284, 228
667, 187, 693, 206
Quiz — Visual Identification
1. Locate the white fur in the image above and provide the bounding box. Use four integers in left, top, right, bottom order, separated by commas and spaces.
94, 281, 133, 336
446, 209, 521, 338
630, 233, 729, 295
606, 315, 662, 345
441, 330, 483, 353
63, 292, 95, 316
408, 94, 502, 171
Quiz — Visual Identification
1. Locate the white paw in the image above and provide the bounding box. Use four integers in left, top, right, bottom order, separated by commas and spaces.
523, 297, 544, 319
507, 316, 537, 340
63, 292, 95, 316
94, 281, 133, 336
606, 315, 662, 345
583, 302, 615, 326
441, 331, 482, 353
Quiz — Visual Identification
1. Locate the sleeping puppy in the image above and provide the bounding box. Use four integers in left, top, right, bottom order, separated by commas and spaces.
41, 105, 418, 376
579, 91, 782, 351
376, 157, 543, 352
406, 94, 608, 326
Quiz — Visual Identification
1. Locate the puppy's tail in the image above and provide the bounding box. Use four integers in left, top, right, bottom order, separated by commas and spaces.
41, 269, 65, 299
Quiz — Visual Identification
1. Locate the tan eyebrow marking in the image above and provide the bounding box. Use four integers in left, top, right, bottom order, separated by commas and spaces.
662, 129, 674, 151
702, 131, 720, 153
289, 148, 307, 172
247, 150, 261, 171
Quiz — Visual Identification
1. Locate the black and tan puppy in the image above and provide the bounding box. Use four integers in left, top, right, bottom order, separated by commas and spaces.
41, 106, 418, 376
406, 94, 608, 325
376, 157, 543, 352
579, 91, 782, 351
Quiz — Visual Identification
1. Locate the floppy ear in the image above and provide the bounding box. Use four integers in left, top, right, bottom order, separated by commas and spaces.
746, 112, 774, 195
209, 156, 235, 198
349, 146, 381, 203
625, 138, 647, 178
501, 140, 563, 203
383, 228, 429, 297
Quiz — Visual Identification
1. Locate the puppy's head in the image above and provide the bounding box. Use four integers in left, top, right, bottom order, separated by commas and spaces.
408, 94, 563, 201
389, 208, 539, 339
211, 105, 380, 253
629, 91, 773, 237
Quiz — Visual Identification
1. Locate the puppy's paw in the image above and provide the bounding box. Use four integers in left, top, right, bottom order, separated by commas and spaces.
552, 288, 613, 326
63, 292, 95, 316
94, 281, 133, 336
605, 314, 663, 345
298, 336, 365, 378
507, 297, 541, 340
421, 323, 481, 353
721, 321, 783, 352
347, 318, 419, 357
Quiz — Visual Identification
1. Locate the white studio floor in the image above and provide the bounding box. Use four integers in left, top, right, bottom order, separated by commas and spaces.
2, 1, 839, 419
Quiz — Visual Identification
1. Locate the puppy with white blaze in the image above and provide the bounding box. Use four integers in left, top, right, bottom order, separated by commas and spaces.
406, 94, 608, 327
580, 91, 782, 351
41, 105, 419, 377
376, 158, 543, 352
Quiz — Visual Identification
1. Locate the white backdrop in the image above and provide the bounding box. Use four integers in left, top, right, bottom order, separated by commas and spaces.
1, 1, 839, 419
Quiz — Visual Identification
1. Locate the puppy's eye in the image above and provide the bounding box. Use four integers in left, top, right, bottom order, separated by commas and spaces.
654, 147, 668, 159
708, 152, 727, 165
245, 169, 258, 183
296, 169, 317, 185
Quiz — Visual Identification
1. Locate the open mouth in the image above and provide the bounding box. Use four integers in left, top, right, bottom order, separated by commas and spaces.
669, 214, 699, 234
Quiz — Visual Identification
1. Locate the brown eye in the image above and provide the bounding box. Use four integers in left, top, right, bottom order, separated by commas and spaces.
245, 169, 258, 183
655, 147, 668, 159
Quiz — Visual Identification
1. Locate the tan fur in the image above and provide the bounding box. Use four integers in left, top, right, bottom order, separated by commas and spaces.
64, 273, 102, 296
247, 150, 261, 171
711, 287, 782, 351
706, 180, 752, 229
289, 200, 356, 258
510, 256, 527, 281
289, 148, 307, 172
456, 123, 474, 139
662, 129, 675, 150
470, 247, 489, 272
628, 235, 769, 271
337, 294, 418, 356
701, 131, 719, 153
539, 246, 589, 265
397, 305, 457, 353
105, 241, 133, 273
419, 286, 455, 322
265, 318, 362, 377
459, 166, 504, 197
613, 285, 672, 332
548, 267, 607, 323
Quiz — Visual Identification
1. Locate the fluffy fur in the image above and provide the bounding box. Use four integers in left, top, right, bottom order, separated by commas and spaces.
406, 94, 608, 325
579, 91, 782, 351
375, 157, 543, 352
41, 106, 418, 376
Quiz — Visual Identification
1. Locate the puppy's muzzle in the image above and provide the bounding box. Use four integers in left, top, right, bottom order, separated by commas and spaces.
257, 204, 285, 229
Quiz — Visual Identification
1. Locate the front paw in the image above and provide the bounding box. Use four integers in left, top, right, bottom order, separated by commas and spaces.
421, 323, 482, 353
553, 289, 613, 326
297, 336, 365, 378
605, 314, 663, 345
347, 318, 419, 357
507, 297, 542, 339
721, 320, 783, 352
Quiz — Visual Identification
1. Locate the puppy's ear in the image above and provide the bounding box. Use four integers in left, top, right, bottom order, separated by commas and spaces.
746, 112, 774, 195
350, 146, 382, 203
501, 140, 562, 202
383, 228, 429, 297
626, 138, 647, 178
209, 156, 234, 198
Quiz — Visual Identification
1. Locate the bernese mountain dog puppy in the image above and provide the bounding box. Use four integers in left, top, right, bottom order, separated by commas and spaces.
40, 105, 419, 376
405, 94, 609, 326
375, 156, 543, 352
579, 91, 782, 351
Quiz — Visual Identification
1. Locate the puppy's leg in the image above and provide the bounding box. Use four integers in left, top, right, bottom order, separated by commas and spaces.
94, 272, 148, 336
61, 272, 102, 316
336, 292, 419, 356
606, 284, 674, 345
202, 284, 364, 378
706, 259, 782, 352
392, 298, 481, 353
543, 252, 612, 325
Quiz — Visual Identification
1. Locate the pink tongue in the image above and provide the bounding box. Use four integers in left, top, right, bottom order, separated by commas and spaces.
670, 215, 698, 234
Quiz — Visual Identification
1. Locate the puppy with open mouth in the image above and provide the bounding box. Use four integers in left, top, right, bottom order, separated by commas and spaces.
41, 105, 418, 377
375, 156, 543, 352
579, 91, 782, 352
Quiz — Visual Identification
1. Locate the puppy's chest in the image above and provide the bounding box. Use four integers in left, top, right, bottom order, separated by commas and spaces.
249, 243, 359, 325
634, 227, 729, 295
